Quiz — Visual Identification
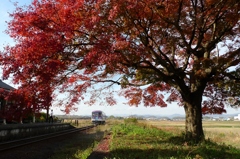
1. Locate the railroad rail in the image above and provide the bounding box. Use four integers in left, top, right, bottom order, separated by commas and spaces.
0, 125, 95, 152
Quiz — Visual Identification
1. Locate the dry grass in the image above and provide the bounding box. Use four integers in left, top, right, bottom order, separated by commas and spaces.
62, 119, 92, 127
62, 118, 124, 127
204, 127, 240, 148
142, 120, 240, 149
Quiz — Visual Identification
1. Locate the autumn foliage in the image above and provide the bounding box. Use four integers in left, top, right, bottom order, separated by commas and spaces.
0, 88, 42, 123
0, 0, 240, 141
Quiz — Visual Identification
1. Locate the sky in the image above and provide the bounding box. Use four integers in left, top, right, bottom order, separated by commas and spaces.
0, 0, 239, 117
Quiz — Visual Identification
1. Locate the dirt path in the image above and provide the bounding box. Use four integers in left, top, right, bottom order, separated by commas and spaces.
87, 133, 111, 159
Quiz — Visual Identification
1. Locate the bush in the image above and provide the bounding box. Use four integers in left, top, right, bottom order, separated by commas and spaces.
124, 117, 138, 124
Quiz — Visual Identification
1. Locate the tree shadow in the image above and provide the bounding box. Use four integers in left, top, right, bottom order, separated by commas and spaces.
50, 127, 106, 159
107, 135, 240, 159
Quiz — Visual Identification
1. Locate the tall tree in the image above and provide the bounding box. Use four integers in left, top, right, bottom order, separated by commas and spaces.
0, 0, 240, 141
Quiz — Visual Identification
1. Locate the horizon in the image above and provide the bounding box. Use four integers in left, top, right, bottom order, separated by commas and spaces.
54, 112, 240, 117
47, 103, 240, 117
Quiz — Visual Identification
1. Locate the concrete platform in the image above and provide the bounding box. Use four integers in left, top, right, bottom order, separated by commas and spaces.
0, 123, 74, 142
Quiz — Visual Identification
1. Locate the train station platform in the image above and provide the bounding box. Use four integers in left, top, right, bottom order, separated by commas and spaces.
0, 123, 74, 142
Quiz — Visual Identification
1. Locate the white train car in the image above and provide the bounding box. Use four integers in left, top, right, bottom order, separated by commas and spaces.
91, 110, 106, 125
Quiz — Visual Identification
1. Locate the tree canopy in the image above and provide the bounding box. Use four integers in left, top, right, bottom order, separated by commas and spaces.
0, 0, 240, 141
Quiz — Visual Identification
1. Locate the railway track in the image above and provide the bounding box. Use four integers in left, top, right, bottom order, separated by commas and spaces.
0, 125, 95, 152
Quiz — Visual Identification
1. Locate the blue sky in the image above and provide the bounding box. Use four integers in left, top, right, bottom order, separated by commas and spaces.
0, 0, 239, 116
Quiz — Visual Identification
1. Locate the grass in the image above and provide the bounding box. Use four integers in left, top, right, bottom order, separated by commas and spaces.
49, 128, 100, 159
49, 119, 110, 159
144, 120, 240, 149
50, 119, 240, 159
108, 119, 240, 159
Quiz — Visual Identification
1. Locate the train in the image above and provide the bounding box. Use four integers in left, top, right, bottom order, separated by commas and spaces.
91, 110, 106, 125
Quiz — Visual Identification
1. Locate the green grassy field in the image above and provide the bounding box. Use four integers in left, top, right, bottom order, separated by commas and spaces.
50, 119, 240, 159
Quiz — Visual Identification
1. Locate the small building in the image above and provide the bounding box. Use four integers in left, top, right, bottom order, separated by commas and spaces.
0, 80, 15, 91
0, 80, 15, 124
0, 80, 15, 108
234, 114, 240, 120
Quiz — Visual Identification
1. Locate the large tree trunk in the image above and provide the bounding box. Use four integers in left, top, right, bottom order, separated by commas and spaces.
183, 92, 204, 142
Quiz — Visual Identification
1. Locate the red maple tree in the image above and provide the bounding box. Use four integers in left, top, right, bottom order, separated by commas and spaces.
0, 0, 240, 141
0, 86, 50, 123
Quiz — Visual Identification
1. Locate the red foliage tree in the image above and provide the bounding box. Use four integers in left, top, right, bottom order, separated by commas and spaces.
1, 0, 240, 141
0, 89, 29, 123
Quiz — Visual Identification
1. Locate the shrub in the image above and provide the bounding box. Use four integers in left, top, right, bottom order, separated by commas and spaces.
124, 117, 138, 124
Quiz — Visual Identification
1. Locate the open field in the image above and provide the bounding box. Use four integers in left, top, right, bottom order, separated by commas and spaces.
64, 119, 240, 149
50, 119, 240, 159
142, 120, 240, 149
